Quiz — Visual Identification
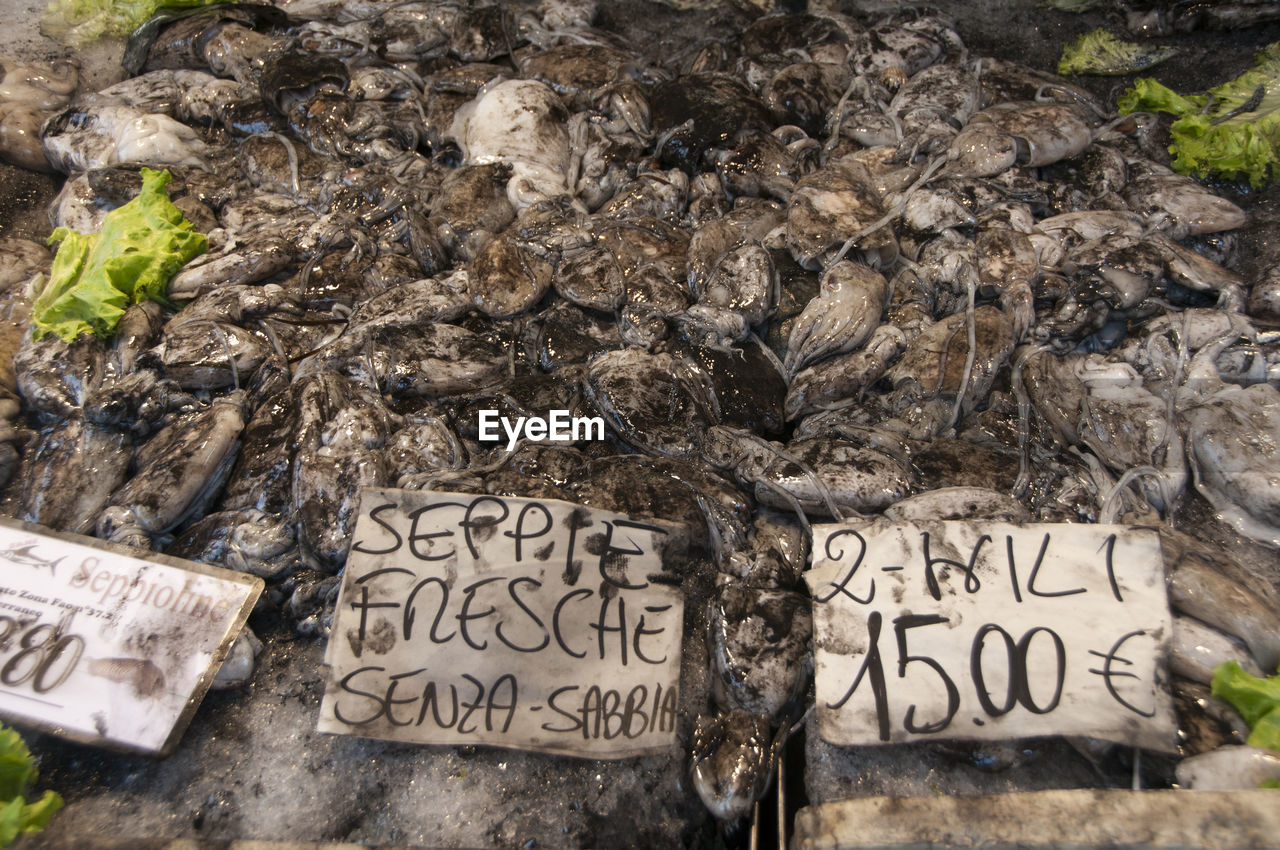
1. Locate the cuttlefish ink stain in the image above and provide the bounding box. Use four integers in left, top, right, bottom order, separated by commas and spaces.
600, 551, 631, 588
561, 508, 594, 585
467, 514, 502, 543
583, 533, 607, 556
347, 618, 396, 659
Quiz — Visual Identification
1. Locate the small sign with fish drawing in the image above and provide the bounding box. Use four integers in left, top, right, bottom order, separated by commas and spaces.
806, 520, 1177, 752
319, 489, 687, 758
0, 517, 262, 756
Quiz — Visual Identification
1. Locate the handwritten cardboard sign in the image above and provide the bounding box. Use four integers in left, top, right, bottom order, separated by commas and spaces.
806, 520, 1177, 752
319, 489, 687, 758
0, 517, 262, 756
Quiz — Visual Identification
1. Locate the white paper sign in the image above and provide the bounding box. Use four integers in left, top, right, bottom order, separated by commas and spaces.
806, 520, 1177, 752
0, 518, 262, 756
319, 489, 686, 758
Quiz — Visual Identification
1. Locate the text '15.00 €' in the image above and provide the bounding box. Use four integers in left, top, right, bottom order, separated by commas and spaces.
805, 520, 1177, 753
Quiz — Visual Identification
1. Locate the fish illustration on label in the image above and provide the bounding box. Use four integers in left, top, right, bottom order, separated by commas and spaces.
0, 541, 64, 575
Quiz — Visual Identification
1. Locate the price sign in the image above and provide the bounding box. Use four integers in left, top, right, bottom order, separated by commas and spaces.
0, 518, 262, 756
319, 490, 686, 758
806, 520, 1177, 752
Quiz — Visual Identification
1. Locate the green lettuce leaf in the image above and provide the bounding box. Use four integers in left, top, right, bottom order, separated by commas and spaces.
33, 167, 207, 343
41, 0, 226, 48
0, 725, 62, 847
1119, 43, 1280, 188
1251, 709, 1280, 753
1211, 660, 1280, 753
1117, 77, 1202, 116
1058, 28, 1178, 76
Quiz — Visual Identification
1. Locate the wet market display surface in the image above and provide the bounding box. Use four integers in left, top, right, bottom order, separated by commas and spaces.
0, 0, 1275, 848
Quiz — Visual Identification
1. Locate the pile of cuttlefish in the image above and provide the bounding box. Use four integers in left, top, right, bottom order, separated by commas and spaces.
0, 0, 1276, 826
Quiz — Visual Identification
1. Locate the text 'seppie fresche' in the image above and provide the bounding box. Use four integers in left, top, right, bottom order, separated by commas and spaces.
319, 490, 686, 758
